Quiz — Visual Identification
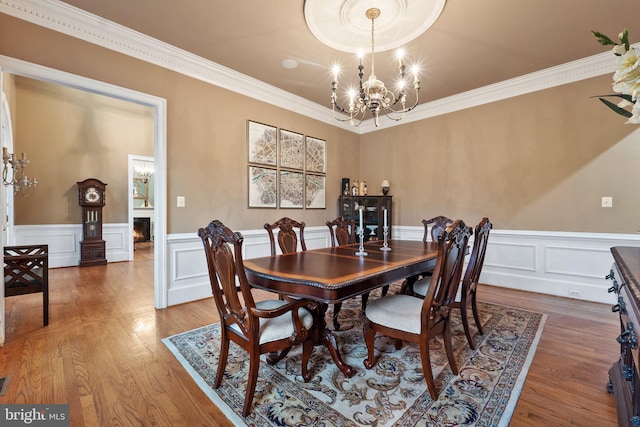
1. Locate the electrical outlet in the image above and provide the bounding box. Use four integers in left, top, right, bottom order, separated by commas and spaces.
177, 196, 185, 207
568, 289, 582, 297
601, 196, 613, 208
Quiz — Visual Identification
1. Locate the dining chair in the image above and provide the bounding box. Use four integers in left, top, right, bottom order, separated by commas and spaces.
4, 244, 49, 326
326, 216, 355, 248
413, 218, 492, 349
264, 217, 307, 256
326, 216, 391, 330
198, 220, 317, 417
400, 215, 454, 295
363, 220, 472, 400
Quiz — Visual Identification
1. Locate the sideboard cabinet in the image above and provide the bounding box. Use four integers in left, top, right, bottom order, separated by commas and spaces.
607, 246, 640, 427
338, 195, 392, 242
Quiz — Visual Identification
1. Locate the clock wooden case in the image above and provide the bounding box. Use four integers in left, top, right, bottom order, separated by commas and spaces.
77, 178, 107, 267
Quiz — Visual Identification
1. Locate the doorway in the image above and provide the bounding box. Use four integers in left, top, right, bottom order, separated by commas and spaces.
129, 155, 154, 261
0, 92, 14, 246
0, 55, 168, 312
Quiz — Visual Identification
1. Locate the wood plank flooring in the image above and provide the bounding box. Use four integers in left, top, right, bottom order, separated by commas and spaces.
0, 245, 620, 426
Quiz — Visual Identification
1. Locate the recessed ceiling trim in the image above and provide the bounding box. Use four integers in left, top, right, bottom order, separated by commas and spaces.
0, 0, 620, 134
304, 0, 446, 53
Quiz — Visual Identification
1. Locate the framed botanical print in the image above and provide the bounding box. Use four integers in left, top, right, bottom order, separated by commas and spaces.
247, 121, 277, 166
279, 170, 304, 208
305, 174, 326, 209
279, 129, 304, 170
305, 136, 326, 173
248, 166, 277, 208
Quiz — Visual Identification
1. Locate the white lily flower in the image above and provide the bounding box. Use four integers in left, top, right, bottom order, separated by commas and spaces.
614, 44, 627, 55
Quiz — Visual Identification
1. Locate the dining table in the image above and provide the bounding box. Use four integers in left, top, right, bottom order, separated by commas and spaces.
243, 239, 440, 378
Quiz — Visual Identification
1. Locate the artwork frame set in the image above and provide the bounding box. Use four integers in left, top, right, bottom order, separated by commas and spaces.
247, 120, 326, 209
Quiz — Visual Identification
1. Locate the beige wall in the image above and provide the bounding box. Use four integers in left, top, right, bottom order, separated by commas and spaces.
1, 13, 638, 234
0, 14, 360, 233
13, 77, 154, 224
360, 76, 640, 233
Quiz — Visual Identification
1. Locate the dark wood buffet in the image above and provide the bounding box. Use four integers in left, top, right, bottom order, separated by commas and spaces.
608, 246, 640, 427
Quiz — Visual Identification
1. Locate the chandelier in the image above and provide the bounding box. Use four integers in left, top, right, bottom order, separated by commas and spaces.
2, 148, 37, 196
135, 163, 154, 183
331, 8, 420, 127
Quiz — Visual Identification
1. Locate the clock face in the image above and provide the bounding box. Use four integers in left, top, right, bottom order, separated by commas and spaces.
85, 187, 101, 203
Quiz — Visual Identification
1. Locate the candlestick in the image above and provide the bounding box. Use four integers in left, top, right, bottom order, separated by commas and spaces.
355, 207, 368, 256
383, 208, 387, 228
380, 225, 391, 251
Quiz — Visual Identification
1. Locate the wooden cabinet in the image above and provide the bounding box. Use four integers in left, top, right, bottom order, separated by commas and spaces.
607, 246, 640, 427
339, 195, 392, 241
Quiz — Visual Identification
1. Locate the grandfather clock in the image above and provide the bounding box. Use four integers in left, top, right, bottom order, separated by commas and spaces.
77, 178, 107, 267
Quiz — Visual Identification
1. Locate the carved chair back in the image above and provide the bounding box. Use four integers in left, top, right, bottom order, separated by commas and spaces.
455, 217, 492, 347
422, 215, 454, 243
462, 218, 492, 295
326, 216, 356, 247
198, 220, 255, 325
422, 220, 472, 329
264, 217, 307, 256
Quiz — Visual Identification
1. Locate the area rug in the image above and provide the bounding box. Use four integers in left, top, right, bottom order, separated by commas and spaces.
163, 288, 546, 427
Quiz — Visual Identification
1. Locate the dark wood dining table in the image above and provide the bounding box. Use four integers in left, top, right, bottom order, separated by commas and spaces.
243, 239, 440, 377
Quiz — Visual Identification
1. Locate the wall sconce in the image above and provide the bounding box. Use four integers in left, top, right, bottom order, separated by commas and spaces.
2, 147, 37, 196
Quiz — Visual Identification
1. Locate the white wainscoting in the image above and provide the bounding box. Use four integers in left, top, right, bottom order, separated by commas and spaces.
15, 223, 640, 307
168, 225, 640, 307
166, 227, 331, 306
14, 223, 131, 268
394, 226, 640, 305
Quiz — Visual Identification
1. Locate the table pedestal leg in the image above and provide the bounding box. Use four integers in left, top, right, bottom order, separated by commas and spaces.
312, 303, 356, 378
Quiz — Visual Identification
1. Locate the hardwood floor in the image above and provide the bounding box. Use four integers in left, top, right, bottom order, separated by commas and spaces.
0, 248, 620, 426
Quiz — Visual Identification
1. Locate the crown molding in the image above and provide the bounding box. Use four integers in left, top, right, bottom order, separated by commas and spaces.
358, 52, 617, 133
0, 0, 618, 135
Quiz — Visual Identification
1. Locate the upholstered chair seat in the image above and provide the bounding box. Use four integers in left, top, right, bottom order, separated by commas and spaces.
231, 299, 314, 343
365, 294, 424, 334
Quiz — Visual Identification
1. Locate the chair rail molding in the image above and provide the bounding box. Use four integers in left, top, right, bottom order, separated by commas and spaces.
17, 222, 640, 306
162, 225, 640, 307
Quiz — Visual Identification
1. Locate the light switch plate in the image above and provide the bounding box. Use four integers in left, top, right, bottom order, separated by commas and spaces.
177, 196, 185, 207
601, 196, 613, 208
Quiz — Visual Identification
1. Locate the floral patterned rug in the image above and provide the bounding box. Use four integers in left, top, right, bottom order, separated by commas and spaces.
163, 288, 546, 426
